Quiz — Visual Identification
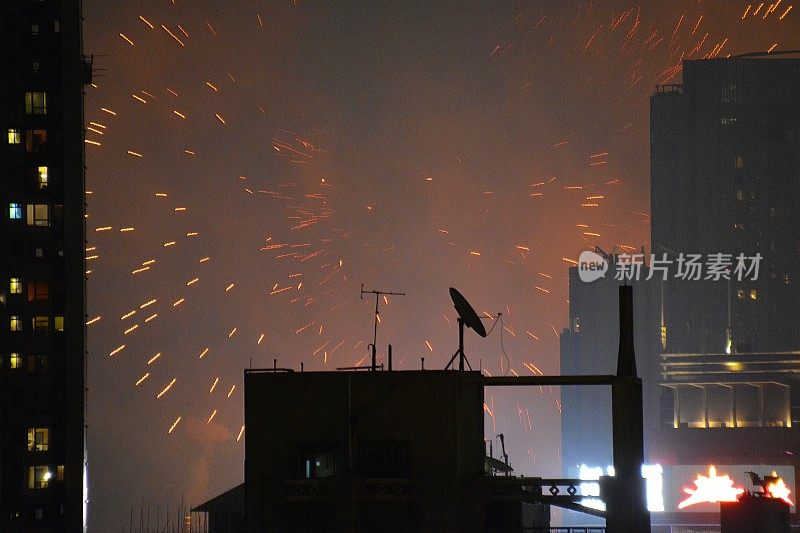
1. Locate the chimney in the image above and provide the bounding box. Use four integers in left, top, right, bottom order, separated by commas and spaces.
617, 285, 637, 378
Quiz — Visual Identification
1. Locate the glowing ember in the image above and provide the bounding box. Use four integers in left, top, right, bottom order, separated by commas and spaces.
678, 466, 744, 509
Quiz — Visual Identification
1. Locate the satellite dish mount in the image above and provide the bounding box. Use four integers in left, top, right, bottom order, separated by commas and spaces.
445, 287, 488, 371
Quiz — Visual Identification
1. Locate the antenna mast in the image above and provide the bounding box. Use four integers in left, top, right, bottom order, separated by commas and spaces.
361, 284, 406, 370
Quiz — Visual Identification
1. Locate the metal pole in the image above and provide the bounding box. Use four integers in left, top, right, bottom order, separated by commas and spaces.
458, 319, 465, 371
372, 294, 380, 363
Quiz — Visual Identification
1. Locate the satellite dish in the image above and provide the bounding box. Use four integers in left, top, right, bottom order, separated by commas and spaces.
445, 288, 488, 371
449, 287, 487, 338
485, 456, 514, 474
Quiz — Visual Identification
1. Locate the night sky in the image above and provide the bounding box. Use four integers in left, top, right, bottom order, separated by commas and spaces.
81, 1, 796, 528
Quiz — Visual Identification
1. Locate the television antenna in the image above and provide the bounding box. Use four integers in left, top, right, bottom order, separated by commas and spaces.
445, 287, 488, 371
361, 284, 406, 370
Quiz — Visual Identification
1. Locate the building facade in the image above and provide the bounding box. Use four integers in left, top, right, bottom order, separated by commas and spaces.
651, 56, 800, 355
649, 56, 800, 496
560, 55, 800, 524
243, 369, 550, 532
245, 370, 486, 532
0, 1, 87, 530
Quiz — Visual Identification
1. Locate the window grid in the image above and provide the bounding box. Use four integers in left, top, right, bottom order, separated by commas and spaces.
26, 129, 47, 152
10, 278, 23, 294
33, 316, 49, 333
9, 203, 23, 219
28, 466, 50, 489
27, 428, 49, 452
24, 92, 47, 114
26, 204, 50, 227
37, 166, 48, 189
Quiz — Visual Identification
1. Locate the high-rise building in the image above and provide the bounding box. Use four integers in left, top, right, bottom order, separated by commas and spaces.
560, 258, 659, 471
560, 55, 800, 526
0, 1, 88, 530
651, 55, 800, 354
649, 53, 800, 458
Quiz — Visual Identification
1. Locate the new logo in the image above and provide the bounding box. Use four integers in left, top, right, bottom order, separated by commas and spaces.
578, 250, 608, 282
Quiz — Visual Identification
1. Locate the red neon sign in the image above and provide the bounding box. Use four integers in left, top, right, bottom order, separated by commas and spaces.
678, 466, 744, 509
766, 477, 795, 506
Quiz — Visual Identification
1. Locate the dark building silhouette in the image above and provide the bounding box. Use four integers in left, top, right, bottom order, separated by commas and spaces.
0, 1, 88, 530
720, 493, 791, 533
192, 483, 245, 533
241, 369, 549, 532
651, 55, 800, 354
197, 288, 651, 531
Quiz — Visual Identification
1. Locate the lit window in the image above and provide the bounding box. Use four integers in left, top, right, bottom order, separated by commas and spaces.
31, 24, 39, 36
56, 465, 64, 481
299, 450, 336, 479
9, 203, 23, 219
735, 155, 744, 169
53, 21, 60, 33
26, 129, 47, 152
750, 289, 758, 300
27, 428, 49, 451
26, 204, 49, 227
10, 316, 22, 332
25, 92, 47, 114
10, 278, 23, 294
7, 128, 21, 144
54, 316, 63, 332
37, 166, 48, 189
27, 281, 48, 302
10, 353, 22, 369
735, 190, 743, 201
32, 61, 40, 74
737, 289, 744, 300
28, 466, 50, 489
33, 316, 49, 333
35, 247, 44, 259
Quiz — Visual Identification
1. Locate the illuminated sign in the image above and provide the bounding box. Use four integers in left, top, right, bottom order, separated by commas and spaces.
766, 476, 794, 507
665, 465, 796, 513
578, 464, 665, 512
678, 466, 744, 509
575, 463, 796, 514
